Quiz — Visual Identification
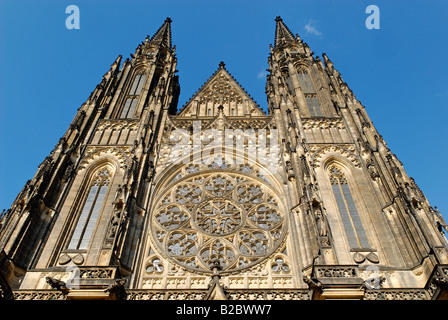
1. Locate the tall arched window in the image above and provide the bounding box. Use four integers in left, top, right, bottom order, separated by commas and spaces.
329, 165, 370, 249
298, 70, 315, 94
120, 72, 147, 118
298, 70, 322, 117
67, 166, 112, 250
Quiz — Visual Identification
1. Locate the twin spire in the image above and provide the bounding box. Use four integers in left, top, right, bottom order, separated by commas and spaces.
143, 16, 300, 116
147, 16, 296, 50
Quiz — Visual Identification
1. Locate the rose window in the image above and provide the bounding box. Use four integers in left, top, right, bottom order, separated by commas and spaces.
150, 172, 287, 274
194, 198, 243, 236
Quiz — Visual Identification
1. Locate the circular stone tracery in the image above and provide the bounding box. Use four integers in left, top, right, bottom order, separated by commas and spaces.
193, 198, 243, 236
150, 171, 286, 274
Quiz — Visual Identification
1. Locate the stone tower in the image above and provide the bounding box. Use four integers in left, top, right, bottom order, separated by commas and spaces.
1, 17, 447, 301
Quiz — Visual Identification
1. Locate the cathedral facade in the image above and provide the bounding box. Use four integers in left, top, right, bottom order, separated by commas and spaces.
1, 17, 447, 300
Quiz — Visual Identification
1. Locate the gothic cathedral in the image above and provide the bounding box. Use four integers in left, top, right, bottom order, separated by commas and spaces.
1, 17, 447, 300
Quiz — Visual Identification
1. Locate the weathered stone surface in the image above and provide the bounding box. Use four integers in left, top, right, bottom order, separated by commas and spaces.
0, 16, 447, 301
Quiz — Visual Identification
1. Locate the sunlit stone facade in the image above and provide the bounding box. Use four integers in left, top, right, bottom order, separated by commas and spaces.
1, 17, 447, 300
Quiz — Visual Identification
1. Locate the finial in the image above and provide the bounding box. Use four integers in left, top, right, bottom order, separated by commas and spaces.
275, 16, 283, 22
110, 54, 122, 69
322, 53, 333, 66
219, 61, 225, 68
165, 17, 172, 23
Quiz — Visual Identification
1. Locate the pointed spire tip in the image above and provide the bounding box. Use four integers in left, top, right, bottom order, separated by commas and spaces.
148, 18, 172, 48
274, 16, 296, 47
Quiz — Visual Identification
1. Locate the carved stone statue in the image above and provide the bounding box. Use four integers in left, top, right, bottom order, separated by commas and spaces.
314, 206, 328, 237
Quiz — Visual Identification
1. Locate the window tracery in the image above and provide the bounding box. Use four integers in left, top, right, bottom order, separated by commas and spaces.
68, 166, 112, 250
146, 258, 164, 274
271, 257, 290, 274
150, 171, 287, 274
328, 165, 370, 249
298, 70, 322, 117
119, 72, 147, 119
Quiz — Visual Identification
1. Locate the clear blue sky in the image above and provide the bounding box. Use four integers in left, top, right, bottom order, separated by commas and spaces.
0, 0, 447, 220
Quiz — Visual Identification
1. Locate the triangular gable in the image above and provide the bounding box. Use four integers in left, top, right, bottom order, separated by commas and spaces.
178, 62, 265, 117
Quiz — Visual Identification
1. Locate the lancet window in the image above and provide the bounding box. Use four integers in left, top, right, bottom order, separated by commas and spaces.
329, 165, 370, 249
120, 72, 147, 118
67, 166, 111, 250
298, 70, 322, 117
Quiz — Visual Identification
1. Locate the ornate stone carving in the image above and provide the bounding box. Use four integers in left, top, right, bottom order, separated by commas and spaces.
314, 266, 358, 278
302, 118, 345, 130
126, 289, 310, 300
146, 257, 165, 274
57, 252, 84, 266
78, 146, 131, 170
127, 290, 207, 300
96, 119, 139, 131
199, 74, 244, 105
366, 252, 379, 264
58, 253, 71, 265
104, 279, 127, 300
78, 268, 114, 279
271, 257, 290, 274
13, 291, 66, 300
194, 198, 243, 236
72, 253, 84, 265
352, 252, 379, 264
310, 144, 361, 168
178, 65, 265, 117
364, 290, 427, 300
366, 158, 380, 181
150, 171, 287, 275
353, 252, 366, 264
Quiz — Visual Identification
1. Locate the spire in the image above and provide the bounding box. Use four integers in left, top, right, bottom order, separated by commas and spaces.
110, 54, 122, 71
322, 53, 334, 70
274, 16, 296, 47
149, 17, 172, 48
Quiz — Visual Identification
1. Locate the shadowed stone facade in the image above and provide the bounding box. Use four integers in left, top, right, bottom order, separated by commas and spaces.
1, 17, 447, 300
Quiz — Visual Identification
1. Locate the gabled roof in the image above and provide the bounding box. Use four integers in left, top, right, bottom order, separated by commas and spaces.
178, 62, 265, 117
